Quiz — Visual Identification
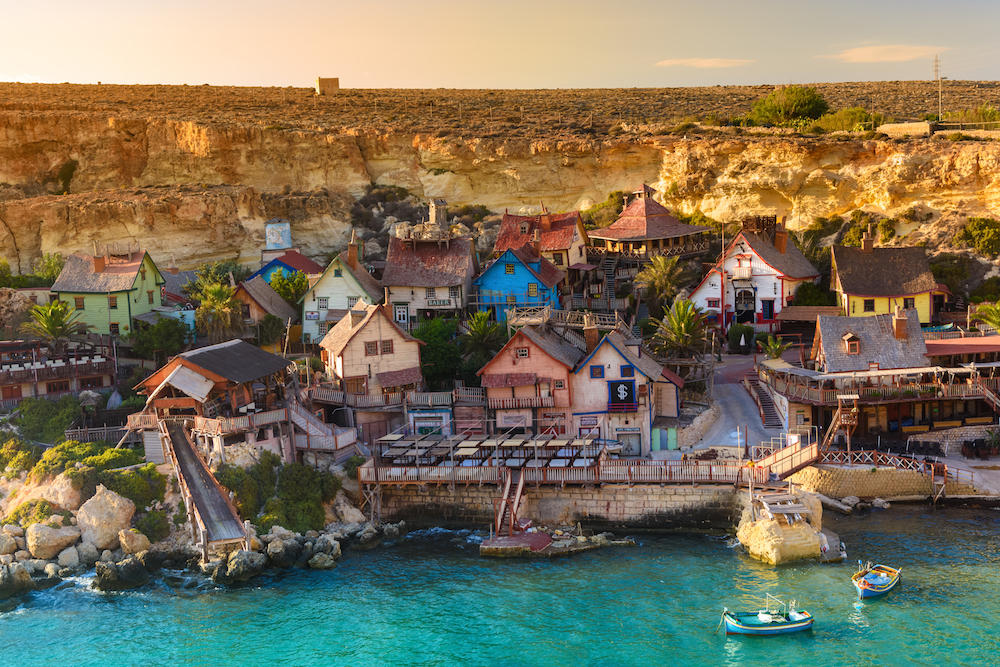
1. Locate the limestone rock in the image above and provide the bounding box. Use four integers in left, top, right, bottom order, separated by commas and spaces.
42, 473, 83, 511
737, 518, 820, 565
0, 563, 34, 600
13, 550, 30, 562
119, 529, 152, 556
44, 563, 60, 578
0, 533, 17, 556
842, 496, 861, 507
25, 524, 81, 560
77, 486, 135, 550
77, 542, 100, 568
56, 546, 79, 569
334, 491, 366, 525
93, 556, 149, 591
872, 497, 891, 509
266, 538, 301, 568
99, 550, 115, 563
268, 525, 295, 541
308, 553, 338, 570
21, 559, 48, 574
313, 535, 341, 560
212, 550, 267, 585
383, 524, 400, 540
3, 525, 24, 537
0, 555, 11, 565
352, 523, 382, 551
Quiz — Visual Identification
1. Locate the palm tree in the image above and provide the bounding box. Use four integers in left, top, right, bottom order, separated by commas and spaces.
20, 300, 93, 356
634, 255, 688, 319
974, 303, 1000, 332
760, 334, 792, 360
458, 311, 506, 371
195, 283, 246, 343
650, 299, 706, 359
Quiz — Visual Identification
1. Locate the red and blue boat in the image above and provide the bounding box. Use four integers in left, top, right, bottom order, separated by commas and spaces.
720, 594, 814, 635
852, 561, 901, 599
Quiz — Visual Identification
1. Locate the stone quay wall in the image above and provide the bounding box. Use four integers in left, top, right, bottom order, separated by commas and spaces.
789, 465, 978, 499
380, 483, 746, 531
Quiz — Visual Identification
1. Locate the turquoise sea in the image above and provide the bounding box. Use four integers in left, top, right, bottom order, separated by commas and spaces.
5, 505, 1000, 667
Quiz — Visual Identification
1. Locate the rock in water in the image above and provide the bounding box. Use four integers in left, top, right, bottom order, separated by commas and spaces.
213, 550, 267, 584
383, 524, 400, 540
266, 538, 300, 568
0, 563, 35, 600
57, 546, 80, 569
77, 542, 100, 567
119, 529, 151, 556
25, 524, 81, 560
93, 556, 149, 591
352, 523, 382, 551
307, 553, 337, 570
78, 486, 135, 550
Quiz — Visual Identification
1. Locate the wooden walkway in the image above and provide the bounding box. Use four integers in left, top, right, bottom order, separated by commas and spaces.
165, 421, 246, 544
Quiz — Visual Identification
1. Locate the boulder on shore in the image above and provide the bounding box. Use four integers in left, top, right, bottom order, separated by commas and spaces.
25, 524, 81, 560
43, 473, 83, 511
307, 553, 337, 570
77, 486, 135, 550
266, 538, 301, 568
212, 550, 267, 585
119, 529, 151, 556
334, 491, 366, 524
56, 546, 80, 569
0, 563, 35, 600
0, 533, 17, 556
93, 556, 149, 591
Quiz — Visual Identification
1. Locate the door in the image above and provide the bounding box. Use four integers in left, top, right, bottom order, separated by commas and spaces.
620, 433, 641, 457
1, 385, 21, 400
394, 305, 409, 326
362, 420, 389, 447
736, 289, 755, 323
761, 299, 775, 320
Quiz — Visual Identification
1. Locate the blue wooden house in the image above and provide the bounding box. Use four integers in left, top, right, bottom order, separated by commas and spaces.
249, 251, 324, 283
472, 241, 565, 314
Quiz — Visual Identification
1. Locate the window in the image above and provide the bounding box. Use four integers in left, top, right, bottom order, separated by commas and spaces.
108, 296, 118, 309
347, 297, 359, 308
621, 366, 634, 377
318, 297, 329, 309
505, 263, 515, 275
109, 323, 120, 336
46, 380, 70, 393
904, 298, 915, 310
707, 298, 721, 308
516, 348, 529, 358
381, 340, 393, 354
552, 254, 563, 266
80, 377, 104, 389
365, 341, 378, 356
242, 303, 251, 319
426, 287, 435, 299
449, 285, 460, 300
528, 283, 538, 297
554, 379, 565, 390
334, 268, 342, 277
318, 323, 328, 336
147, 290, 154, 304
29, 295, 37, 304
303, 333, 311, 343
590, 365, 604, 379
345, 377, 366, 395
140, 269, 147, 281
506, 295, 516, 304
520, 223, 529, 234
74, 297, 85, 310
847, 341, 859, 355
863, 299, 875, 312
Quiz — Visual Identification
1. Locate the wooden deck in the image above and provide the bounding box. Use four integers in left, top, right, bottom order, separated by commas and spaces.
480, 532, 553, 556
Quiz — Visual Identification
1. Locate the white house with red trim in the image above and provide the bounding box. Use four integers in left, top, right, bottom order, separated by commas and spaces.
689, 216, 820, 332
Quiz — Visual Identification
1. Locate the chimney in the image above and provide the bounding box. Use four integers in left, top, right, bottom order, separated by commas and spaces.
350, 304, 367, 327
892, 304, 907, 340
93, 255, 105, 273
774, 220, 788, 255
583, 313, 599, 355
347, 230, 359, 272
539, 203, 551, 232
861, 223, 874, 253
168, 254, 179, 275
532, 228, 541, 259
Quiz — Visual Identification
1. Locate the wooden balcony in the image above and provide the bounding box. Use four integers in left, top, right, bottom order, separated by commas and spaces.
607, 402, 639, 413
488, 396, 555, 409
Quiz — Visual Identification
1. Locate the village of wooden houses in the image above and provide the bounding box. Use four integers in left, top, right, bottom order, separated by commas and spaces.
3, 183, 999, 560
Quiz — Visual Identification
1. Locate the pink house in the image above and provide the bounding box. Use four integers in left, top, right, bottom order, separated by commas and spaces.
477, 325, 585, 434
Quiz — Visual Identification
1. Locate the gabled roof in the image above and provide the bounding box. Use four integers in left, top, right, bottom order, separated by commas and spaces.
177, 340, 292, 385
833, 246, 938, 296
238, 276, 298, 322
318, 302, 422, 358
494, 211, 585, 255
508, 246, 566, 289
519, 326, 586, 369
588, 197, 710, 242
815, 309, 927, 373
382, 236, 476, 288
52, 251, 160, 294
299, 253, 383, 306
740, 232, 819, 279
161, 270, 198, 302
250, 251, 324, 282
572, 331, 666, 381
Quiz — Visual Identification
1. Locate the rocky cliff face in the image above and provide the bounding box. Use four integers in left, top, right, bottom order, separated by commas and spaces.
3, 104, 1000, 269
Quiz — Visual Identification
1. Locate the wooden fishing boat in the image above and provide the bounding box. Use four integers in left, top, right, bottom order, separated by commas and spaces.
852, 561, 901, 599
720, 594, 814, 635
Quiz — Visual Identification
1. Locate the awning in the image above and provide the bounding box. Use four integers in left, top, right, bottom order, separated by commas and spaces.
568, 263, 597, 271
376, 366, 423, 388
482, 372, 536, 388
146, 364, 216, 405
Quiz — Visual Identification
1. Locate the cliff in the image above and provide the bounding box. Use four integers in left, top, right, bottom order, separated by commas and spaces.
2, 82, 1000, 269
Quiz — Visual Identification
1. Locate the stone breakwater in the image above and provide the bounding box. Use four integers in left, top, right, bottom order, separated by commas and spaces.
789, 465, 979, 500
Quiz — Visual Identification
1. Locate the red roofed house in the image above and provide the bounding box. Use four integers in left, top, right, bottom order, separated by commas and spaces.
494, 207, 590, 271
381, 200, 478, 330
250, 250, 325, 283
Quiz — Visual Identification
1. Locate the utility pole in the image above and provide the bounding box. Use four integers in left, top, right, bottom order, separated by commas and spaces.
933, 55, 942, 120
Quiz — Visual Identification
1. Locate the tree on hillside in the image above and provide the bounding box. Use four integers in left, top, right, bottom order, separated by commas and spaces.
635, 255, 689, 319
651, 299, 706, 360
19, 300, 93, 356
184, 260, 253, 302
32, 254, 65, 283
750, 86, 829, 125
271, 270, 310, 310
195, 283, 245, 344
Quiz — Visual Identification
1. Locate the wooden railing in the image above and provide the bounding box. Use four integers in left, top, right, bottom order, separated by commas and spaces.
755, 442, 819, 479
487, 396, 555, 409
453, 386, 486, 404
126, 413, 159, 430
763, 370, 985, 406
407, 391, 454, 407
358, 463, 502, 485
0, 359, 113, 386
819, 449, 925, 472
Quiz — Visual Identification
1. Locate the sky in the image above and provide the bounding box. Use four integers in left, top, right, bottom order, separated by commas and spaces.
3, 0, 1000, 88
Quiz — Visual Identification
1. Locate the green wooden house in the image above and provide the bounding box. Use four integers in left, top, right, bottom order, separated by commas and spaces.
51, 247, 166, 337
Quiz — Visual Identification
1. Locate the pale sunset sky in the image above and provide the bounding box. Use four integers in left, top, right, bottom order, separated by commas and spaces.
3, 0, 998, 88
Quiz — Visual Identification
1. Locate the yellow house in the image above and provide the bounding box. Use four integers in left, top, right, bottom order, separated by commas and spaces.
831, 234, 949, 326
50, 246, 165, 337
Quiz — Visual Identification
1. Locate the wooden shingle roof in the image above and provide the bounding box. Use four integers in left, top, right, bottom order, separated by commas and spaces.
52, 251, 156, 294
815, 309, 927, 373
588, 198, 710, 242
494, 211, 584, 255
382, 237, 475, 288
833, 246, 938, 296
238, 276, 298, 322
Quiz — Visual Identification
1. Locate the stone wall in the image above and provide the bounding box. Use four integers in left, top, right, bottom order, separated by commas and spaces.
789, 465, 979, 499
678, 403, 720, 449
380, 483, 745, 530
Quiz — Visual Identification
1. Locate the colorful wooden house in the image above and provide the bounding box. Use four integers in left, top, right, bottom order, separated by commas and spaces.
477, 325, 586, 434
50, 244, 166, 337
299, 233, 383, 344
831, 228, 950, 325
493, 208, 590, 269
249, 250, 324, 283
689, 216, 820, 332
472, 236, 566, 314
569, 327, 683, 456
233, 276, 298, 326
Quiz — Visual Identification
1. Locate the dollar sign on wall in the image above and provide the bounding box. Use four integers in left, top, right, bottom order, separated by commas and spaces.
618, 384, 628, 401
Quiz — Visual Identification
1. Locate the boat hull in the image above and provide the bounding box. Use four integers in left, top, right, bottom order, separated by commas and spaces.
852, 564, 900, 599
723, 611, 813, 635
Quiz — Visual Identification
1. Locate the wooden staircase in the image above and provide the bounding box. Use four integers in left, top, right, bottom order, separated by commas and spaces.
494, 468, 528, 537
820, 399, 859, 452
974, 378, 1000, 411
745, 374, 783, 429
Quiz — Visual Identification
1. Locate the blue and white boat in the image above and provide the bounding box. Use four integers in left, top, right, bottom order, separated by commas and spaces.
852, 561, 901, 599
721, 594, 814, 635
